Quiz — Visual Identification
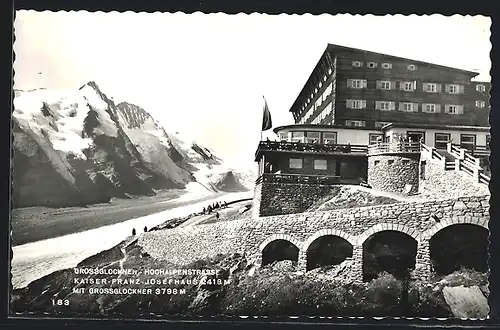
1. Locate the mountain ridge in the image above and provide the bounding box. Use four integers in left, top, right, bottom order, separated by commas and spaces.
12, 81, 255, 208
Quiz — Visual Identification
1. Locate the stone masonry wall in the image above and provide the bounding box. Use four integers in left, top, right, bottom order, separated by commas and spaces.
259, 182, 335, 217
138, 194, 490, 282
419, 148, 490, 200
368, 154, 420, 195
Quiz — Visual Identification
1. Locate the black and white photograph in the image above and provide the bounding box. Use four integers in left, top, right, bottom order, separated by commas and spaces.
9, 11, 492, 320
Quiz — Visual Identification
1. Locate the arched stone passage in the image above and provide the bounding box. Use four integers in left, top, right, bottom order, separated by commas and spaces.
430, 224, 489, 276
261, 239, 300, 267
306, 235, 354, 271
362, 230, 418, 282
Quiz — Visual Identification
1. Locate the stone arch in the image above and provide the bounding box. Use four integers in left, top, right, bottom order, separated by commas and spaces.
360, 224, 419, 281
428, 221, 489, 276
258, 234, 302, 253
422, 216, 489, 240
259, 234, 302, 268
302, 228, 356, 251
357, 223, 420, 246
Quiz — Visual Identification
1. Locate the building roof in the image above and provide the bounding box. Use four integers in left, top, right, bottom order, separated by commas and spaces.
289, 43, 481, 113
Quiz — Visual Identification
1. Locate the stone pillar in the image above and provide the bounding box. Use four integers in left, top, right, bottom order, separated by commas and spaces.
459, 148, 465, 160
413, 240, 431, 281
351, 245, 364, 283
455, 159, 461, 171
473, 167, 483, 183
297, 250, 307, 273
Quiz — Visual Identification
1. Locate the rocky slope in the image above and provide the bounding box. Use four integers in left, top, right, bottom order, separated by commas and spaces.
12, 82, 251, 208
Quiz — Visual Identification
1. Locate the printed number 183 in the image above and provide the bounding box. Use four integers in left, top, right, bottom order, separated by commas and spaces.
52, 299, 70, 306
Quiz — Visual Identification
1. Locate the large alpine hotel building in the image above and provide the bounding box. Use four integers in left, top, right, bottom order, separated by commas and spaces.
255, 44, 490, 183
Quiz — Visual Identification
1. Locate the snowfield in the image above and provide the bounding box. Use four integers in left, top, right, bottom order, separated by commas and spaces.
11, 191, 253, 289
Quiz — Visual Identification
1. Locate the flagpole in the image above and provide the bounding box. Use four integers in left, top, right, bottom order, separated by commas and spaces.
260, 95, 264, 142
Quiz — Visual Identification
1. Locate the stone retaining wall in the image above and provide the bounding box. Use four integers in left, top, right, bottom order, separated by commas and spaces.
138, 194, 490, 282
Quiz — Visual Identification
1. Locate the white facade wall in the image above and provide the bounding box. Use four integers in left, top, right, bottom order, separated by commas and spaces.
384, 128, 489, 147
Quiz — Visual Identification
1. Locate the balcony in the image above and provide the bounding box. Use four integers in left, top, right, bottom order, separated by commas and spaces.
255, 173, 359, 185
255, 140, 368, 161
367, 142, 421, 156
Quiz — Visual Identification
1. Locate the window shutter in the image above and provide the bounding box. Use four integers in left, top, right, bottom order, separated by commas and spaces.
398, 102, 404, 111
413, 103, 419, 112
457, 105, 464, 114
444, 104, 449, 113
376, 81, 382, 89
362, 100, 367, 108
422, 83, 427, 92
347, 79, 353, 88
399, 81, 405, 90
390, 102, 396, 110
362, 80, 368, 88
436, 84, 442, 93
444, 84, 450, 93
375, 101, 381, 110
413, 81, 417, 90
346, 100, 352, 108
389, 81, 394, 90
435, 104, 442, 113
458, 85, 465, 94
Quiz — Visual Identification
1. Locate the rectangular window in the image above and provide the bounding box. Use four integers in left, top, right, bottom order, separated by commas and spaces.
279, 133, 288, 141
289, 158, 303, 169
476, 100, 486, 108
369, 133, 384, 145
305, 131, 320, 144
346, 120, 366, 127
476, 84, 486, 92
314, 159, 328, 170
403, 82, 415, 91
367, 62, 377, 68
486, 134, 491, 148
446, 105, 458, 114
381, 81, 391, 90
435, 133, 451, 149
352, 61, 362, 67
322, 132, 337, 144
380, 102, 391, 110
446, 84, 463, 94
401, 102, 415, 112
460, 134, 476, 151
388, 160, 395, 165
291, 131, 305, 143
425, 83, 437, 93
424, 104, 437, 113
381, 63, 392, 69
347, 99, 366, 109
349, 79, 367, 89
407, 64, 417, 71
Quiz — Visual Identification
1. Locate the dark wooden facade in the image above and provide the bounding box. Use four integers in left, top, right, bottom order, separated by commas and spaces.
289, 44, 490, 129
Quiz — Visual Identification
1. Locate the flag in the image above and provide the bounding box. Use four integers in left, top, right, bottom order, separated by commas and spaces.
262, 97, 273, 131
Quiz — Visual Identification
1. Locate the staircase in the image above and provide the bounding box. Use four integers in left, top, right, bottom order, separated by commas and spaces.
420, 143, 490, 185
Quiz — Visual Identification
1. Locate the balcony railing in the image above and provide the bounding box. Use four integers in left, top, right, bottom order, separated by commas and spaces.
255, 140, 368, 159
255, 173, 350, 185
367, 142, 421, 156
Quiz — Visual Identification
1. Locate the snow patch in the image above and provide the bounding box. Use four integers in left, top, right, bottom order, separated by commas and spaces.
80, 85, 118, 138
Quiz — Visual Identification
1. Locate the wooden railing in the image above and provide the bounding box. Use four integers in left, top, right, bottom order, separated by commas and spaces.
255, 140, 368, 159
442, 142, 490, 184
367, 142, 421, 156
255, 173, 350, 185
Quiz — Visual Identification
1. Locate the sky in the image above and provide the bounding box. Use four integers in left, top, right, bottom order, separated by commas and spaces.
13, 12, 491, 168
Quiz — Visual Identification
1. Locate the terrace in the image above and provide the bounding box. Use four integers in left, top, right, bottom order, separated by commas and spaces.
255, 140, 368, 161
367, 142, 422, 156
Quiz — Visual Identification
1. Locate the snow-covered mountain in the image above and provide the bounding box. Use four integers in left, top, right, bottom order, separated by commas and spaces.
12, 82, 253, 208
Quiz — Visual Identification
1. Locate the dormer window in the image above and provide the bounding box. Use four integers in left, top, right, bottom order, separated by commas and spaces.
407, 64, 417, 71
381, 63, 392, 69
352, 61, 362, 67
